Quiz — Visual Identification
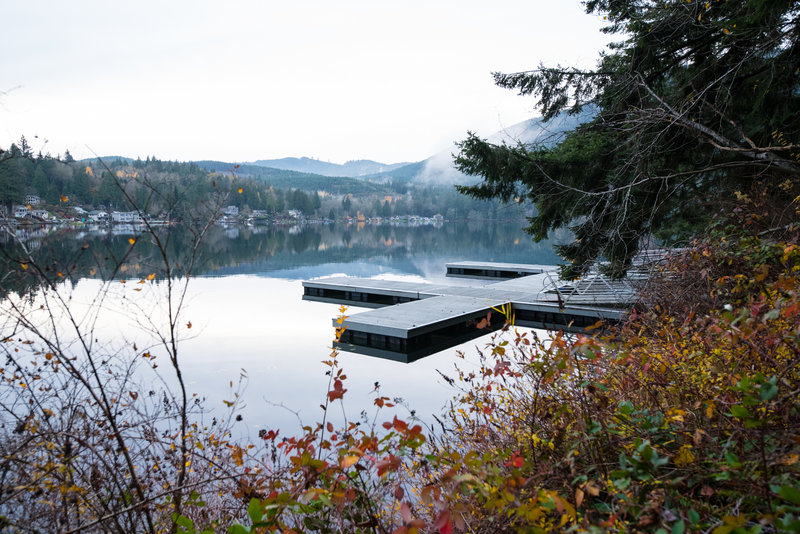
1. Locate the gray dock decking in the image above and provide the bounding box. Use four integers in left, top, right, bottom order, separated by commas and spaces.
303, 257, 662, 362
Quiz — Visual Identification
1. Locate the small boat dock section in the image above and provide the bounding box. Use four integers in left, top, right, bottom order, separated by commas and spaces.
445, 261, 553, 280
302, 257, 660, 362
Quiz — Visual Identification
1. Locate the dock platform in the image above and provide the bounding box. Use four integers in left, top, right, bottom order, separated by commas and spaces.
303, 258, 659, 362
445, 261, 554, 280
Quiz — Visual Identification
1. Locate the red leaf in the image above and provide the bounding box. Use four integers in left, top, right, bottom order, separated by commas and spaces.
327, 379, 347, 401
433, 508, 453, 534
399, 501, 413, 523
392, 416, 408, 432
376, 454, 401, 477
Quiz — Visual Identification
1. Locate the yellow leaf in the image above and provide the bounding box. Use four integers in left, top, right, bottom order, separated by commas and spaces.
238, 187, 243, 194
341, 455, 360, 469
723, 28, 730, 34
60, 195, 69, 202
128, 238, 136, 245
147, 273, 156, 280
674, 445, 695, 467
20, 263, 28, 270
584, 481, 600, 496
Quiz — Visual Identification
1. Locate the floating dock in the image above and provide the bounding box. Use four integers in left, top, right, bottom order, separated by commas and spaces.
301, 256, 662, 362
445, 261, 554, 280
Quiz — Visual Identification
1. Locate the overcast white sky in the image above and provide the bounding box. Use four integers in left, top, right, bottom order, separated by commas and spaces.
1, 1, 610, 164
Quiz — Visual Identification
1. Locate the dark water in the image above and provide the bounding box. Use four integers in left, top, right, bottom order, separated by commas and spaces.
1, 221, 566, 433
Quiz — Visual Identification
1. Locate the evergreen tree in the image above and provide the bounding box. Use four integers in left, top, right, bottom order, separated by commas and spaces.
456, 0, 800, 277
0, 158, 22, 213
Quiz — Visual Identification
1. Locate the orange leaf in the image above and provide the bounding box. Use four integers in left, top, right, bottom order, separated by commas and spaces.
238, 188, 243, 194
186, 321, 192, 329
61, 195, 69, 202
147, 273, 156, 280
128, 238, 136, 245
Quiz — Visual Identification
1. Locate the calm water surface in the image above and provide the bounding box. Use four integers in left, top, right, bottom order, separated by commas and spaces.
3, 221, 566, 435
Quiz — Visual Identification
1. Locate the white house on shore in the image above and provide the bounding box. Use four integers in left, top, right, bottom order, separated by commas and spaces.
88, 210, 109, 222
111, 211, 142, 223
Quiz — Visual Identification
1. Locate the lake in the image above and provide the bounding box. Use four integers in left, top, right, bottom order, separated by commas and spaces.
1, 220, 567, 436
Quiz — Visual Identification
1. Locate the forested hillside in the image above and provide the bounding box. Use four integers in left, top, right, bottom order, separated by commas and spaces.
0, 140, 524, 222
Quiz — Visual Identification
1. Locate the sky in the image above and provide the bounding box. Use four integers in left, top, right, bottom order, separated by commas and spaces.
1, 1, 610, 165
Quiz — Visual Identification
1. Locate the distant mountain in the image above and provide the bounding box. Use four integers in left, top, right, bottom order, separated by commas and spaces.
194, 160, 384, 194
79, 156, 134, 164
86, 112, 588, 192
248, 157, 410, 178
363, 110, 594, 185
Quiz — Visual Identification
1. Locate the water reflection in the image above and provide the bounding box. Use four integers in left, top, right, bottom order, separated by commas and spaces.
1, 221, 566, 433
1, 221, 566, 290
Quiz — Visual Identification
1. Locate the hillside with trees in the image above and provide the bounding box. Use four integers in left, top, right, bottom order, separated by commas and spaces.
0, 144, 523, 223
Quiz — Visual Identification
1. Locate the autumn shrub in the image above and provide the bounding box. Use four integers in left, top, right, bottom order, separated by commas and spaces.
0, 169, 258, 533
407, 220, 800, 531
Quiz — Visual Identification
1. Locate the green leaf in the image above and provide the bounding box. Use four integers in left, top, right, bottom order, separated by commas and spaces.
688, 509, 700, 525
613, 477, 631, 490
760, 381, 778, 401
173, 514, 193, 528
730, 405, 750, 418
228, 525, 251, 534
725, 450, 742, 469
672, 519, 686, 534
778, 485, 800, 505
247, 498, 264, 524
